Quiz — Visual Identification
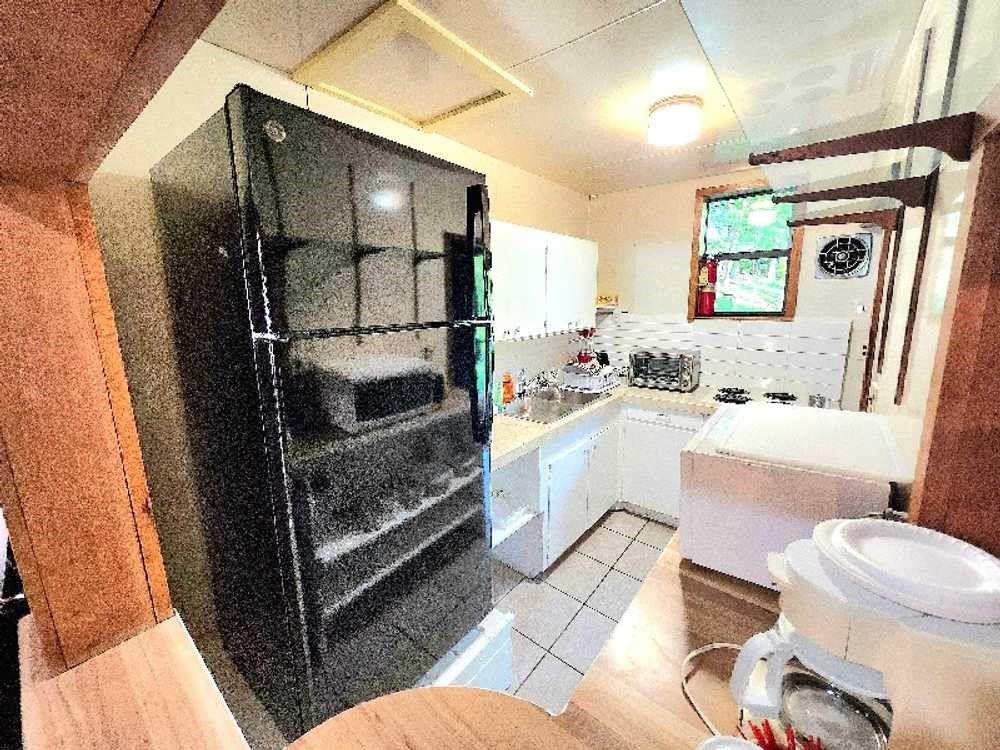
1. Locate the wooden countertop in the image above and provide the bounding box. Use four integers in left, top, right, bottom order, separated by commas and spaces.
19, 613, 249, 749
293, 538, 779, 749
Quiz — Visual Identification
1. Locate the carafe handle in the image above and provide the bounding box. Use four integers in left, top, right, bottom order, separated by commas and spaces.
729, 628, 794, 718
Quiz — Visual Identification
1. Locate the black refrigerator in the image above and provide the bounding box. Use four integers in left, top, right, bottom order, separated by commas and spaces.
150, 85, 493, 740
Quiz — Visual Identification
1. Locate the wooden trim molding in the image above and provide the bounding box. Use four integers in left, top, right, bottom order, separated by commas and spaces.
66, 184, 172, 621
858, 218, 899, 410
894, 169, 940, 404
687, 180, 800, 322
73, 0, 228, 181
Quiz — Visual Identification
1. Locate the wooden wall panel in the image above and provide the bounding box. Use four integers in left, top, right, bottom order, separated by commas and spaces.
0, 182, 157, 666
66, 184, 172, 620
910, 125, 1000, 555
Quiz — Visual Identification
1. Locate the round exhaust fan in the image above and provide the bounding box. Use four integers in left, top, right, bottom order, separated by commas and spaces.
815, 233, 872, 279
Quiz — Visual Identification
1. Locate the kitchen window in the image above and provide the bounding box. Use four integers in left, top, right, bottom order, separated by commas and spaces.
687, 184, 802, 320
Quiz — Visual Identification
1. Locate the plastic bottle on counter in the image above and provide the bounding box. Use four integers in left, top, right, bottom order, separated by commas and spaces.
501, 372, 515, 405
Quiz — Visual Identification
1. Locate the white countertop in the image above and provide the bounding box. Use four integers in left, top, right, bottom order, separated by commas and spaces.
490, 384, 855, 470
491, 384, 722, 469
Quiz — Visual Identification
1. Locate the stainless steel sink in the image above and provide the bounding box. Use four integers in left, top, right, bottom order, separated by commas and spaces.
505, 387, 612, 424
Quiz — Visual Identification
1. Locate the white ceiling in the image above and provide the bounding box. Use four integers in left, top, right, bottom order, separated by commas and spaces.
202, 0, 926, 195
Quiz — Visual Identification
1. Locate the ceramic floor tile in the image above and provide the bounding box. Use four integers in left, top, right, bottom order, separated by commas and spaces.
600, 510, 646, 538
614, 541, 661, 581
510, 631, 545, 692
514, 654, 582, 715
574, 526, 631, 566
636, 520, 676, 550
544, 552, 610, 602
491, 559, 526, 604
586, 569, 643, 621
551, 606, 617, 673
496, 579, 583, 649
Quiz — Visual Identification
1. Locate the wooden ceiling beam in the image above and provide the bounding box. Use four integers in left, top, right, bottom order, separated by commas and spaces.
750, 111, 977, 165
787, 207, 900, 229
773, 174, 933, 209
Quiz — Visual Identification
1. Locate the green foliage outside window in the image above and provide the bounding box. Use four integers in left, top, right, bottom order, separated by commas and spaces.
699, 190, 793, 315
702, 191, 793, 256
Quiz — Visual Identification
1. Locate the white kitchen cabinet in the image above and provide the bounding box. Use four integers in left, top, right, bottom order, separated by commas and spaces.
490, 220, 547, 340
544, 439, 591, 566
587, 423, 619, 525
545, 232, 598, 334
621, 409, 703, 521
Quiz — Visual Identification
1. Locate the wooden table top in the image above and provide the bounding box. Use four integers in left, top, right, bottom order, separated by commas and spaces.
287, 686, 588, 750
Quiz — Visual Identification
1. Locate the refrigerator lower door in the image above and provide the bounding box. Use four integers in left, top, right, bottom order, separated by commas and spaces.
269, 324, 491, 722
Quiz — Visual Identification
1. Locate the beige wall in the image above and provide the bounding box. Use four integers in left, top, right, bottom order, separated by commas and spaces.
99, 40, 589, 238
587, 168, 880, 409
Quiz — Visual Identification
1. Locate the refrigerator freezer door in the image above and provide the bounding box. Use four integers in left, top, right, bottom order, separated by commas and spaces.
226, 86, 488, 333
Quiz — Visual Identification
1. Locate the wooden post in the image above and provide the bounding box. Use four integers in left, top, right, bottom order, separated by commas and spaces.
910, 112, 1000, 555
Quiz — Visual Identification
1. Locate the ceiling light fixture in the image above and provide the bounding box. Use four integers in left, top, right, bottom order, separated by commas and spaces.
647, 94, 703, 147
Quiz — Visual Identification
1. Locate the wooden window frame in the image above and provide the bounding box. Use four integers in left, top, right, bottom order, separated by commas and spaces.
687, 181, 803, 322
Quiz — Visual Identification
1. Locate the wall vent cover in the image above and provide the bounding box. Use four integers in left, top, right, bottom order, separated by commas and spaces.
815, 233, 873, 279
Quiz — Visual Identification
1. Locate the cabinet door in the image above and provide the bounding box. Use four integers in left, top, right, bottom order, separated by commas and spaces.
620, 417, 696, 519
490, 220, 546, 339
544, 233, 597, 334
545, 441, 591, 566
574, 238, 598, 330
588, 423, 619, 525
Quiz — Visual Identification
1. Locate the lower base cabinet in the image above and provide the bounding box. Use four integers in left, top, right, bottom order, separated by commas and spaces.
620, 409, 703, 521
588, 423, 619, 525
500, 404, 701, 572
543, 421, 621, 568
544, 440, 591, 566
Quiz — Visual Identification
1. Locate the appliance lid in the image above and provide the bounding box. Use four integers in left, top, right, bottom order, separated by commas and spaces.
714, 403, 912, 482
814, 518, 1000, 624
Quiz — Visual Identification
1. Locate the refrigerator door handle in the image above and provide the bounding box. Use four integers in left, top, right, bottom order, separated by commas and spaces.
467, 185, 493, 444
467, 184, 491, 322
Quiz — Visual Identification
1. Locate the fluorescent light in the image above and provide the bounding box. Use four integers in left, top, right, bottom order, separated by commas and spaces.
647, 95, 703, 147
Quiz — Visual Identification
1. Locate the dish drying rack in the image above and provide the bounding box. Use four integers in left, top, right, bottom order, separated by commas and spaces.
558, 363, 618, 393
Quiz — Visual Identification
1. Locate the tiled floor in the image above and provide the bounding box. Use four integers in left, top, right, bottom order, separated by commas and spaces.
493, 510, 675, 715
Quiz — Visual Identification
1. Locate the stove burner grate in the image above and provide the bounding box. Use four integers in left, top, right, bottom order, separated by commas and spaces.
715, 386, 752, 404
764, 392, 798, 404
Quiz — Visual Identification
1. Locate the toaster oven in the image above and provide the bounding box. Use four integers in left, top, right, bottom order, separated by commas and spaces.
628, 350, 701, 392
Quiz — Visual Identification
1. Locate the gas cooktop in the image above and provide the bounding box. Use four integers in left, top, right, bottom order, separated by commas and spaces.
713, 388, 801, 405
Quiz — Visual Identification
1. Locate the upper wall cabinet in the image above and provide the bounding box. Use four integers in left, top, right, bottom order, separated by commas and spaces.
491, 220, 547, 339
545, 231, 597, 334
491, 220, 597, 340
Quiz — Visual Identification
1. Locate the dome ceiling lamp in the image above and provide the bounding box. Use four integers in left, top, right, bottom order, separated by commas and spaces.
647, 94, 704, 147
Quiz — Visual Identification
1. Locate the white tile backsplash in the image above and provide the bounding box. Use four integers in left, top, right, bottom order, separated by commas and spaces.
593, 313, 851, 402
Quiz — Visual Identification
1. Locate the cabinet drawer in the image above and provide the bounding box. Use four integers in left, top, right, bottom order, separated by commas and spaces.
624, 407, 705, 432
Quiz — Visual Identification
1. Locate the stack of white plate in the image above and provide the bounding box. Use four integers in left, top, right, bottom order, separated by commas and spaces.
812, 518, 1000, 624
